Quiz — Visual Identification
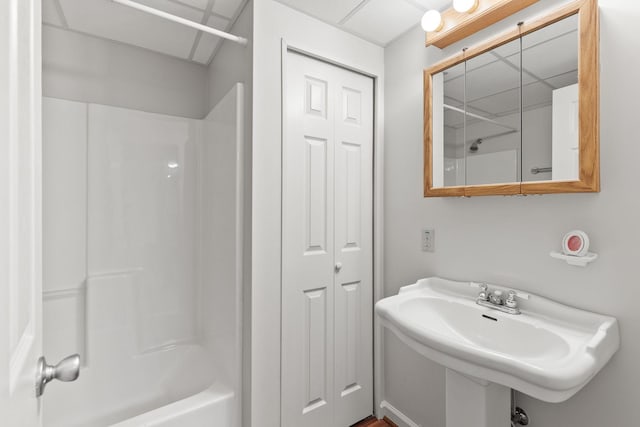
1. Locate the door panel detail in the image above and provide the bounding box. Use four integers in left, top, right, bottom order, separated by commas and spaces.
339, 281, 360, 394
304, 137, 328, 254
342, 142, 361, 250
306, 77, 327, 118
303, 287, 328, 414
342, 88, 362, 125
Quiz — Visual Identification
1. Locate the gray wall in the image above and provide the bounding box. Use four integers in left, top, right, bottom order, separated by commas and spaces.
383, 0, 640, 426
43, 25, 208, 119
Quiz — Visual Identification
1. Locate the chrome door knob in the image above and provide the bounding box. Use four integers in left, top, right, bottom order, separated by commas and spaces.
36, 354, 80, 397
335, 262, 343, 272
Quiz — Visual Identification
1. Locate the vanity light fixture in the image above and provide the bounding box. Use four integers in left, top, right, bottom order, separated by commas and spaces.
421, 9, 444, 32
422, 0, 478, 35
422, 0, 539, 48
452, 0, 479, 13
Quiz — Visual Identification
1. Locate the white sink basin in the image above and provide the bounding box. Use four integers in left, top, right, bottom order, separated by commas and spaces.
376, 277, 619, 403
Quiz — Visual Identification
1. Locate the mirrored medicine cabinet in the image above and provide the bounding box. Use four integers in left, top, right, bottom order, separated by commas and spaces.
424, 0, 599, 197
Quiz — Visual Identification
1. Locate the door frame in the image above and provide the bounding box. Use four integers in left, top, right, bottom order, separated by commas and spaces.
0, 0, 43, 424
280, 39, 385, 421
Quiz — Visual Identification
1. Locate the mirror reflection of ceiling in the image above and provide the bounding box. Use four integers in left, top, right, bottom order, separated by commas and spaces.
443, 14, 579, 130
42, 0, 248, 65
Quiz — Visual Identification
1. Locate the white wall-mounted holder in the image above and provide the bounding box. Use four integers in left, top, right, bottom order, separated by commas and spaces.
550, 251, 598, 267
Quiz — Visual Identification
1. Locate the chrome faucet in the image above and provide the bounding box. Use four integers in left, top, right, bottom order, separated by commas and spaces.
476, 284, 521, 315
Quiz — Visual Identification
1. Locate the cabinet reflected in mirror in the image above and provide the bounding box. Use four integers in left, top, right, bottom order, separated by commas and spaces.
424, 0, 598, 197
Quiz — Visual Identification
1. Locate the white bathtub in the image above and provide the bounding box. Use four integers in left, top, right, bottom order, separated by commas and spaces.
111, 383, 235, 427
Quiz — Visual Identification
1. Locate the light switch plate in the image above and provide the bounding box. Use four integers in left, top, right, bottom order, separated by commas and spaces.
422, 228, 435, 252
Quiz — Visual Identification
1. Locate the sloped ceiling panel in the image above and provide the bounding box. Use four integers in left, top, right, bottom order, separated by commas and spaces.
212, 0, 247, 19
58, 0, 202, 59
44, 0, 245, 64
192, 15, 230, 63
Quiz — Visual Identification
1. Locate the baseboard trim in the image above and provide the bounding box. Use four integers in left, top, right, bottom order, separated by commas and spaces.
379, 400, 422, 427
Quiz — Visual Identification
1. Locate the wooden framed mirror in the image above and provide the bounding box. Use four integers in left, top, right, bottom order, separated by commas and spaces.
424, 0, 598, 197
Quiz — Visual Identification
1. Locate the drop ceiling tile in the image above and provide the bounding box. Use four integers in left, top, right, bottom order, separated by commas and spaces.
467, 38, 519, 71
273, 0, 364, 24
466, 54, 499, 72
413, 0, 452, 11
492, 40, 520, 59
545, 71, 578, 89
191, 15, 229, 64
522, 32, 578, 80
176, 0, 210, 10
522, 14, 578, 50
134, 0, 204, 20
193, 37, 221, 64
341, 0, 424, 45
442, 62, 465, 82
207, 12, 231, 29
443, 81, 464, 106
43, 0, 65, 26
468, 87, 519, 116
212, 0, 245, 19
466, 61, 520, 102
60, 0, 203, 59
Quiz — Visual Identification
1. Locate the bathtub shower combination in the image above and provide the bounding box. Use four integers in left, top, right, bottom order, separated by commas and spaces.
42, 85, 244, 426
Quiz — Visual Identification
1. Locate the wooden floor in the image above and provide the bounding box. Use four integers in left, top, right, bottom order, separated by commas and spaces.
352, 415, 396, 427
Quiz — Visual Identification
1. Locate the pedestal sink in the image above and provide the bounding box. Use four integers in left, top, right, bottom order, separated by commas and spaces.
375, 277, 619, 427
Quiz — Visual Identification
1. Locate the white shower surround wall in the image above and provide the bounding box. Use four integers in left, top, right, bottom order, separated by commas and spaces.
42, 84, 243, 426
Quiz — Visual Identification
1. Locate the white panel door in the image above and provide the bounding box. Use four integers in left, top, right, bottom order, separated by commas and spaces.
552, 83, 579, 181
282, 51, 373, 427
333, 64, 373, 427
0, 0, 43, 425
282, 53, 336, 427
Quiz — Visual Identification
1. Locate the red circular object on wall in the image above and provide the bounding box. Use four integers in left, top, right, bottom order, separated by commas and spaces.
567, 235, 583, 251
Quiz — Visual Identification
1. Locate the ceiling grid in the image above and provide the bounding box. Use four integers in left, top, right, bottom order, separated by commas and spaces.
42, 0, 244, 65
188, 0, 216, 61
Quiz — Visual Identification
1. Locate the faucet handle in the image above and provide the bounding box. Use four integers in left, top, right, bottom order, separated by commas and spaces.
505, 290, 518, 308
477, 283, 489, 301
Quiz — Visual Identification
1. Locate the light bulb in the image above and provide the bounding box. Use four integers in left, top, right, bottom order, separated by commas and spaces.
421, 10, 443, 32
453, 0, 479, 13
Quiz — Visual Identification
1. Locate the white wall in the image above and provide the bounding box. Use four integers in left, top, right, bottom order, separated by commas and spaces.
43, 26, 208, 119
383, 1, 640, 426
251, 2, 384, 425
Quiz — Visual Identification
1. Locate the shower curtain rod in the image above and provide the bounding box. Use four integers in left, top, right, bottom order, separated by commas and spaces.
112, 0, 248, 46
467, 129, 518, 144
444, 104, 518, 132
